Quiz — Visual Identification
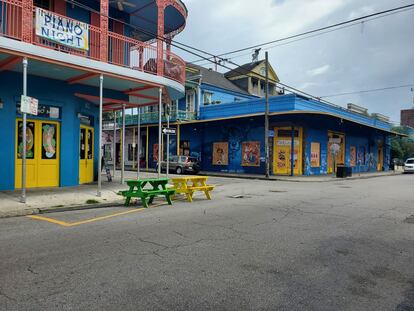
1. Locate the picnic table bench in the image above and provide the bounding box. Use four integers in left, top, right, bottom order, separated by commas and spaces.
171, 176, 215, 202
119, 178, 175, 208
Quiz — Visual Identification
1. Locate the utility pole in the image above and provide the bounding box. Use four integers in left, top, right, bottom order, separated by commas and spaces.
264, 52, 270, 178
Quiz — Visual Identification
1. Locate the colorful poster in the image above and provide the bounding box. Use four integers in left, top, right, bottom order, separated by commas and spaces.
35, 8, 89, 50
310, 142, 320, 167
212, 142, 228, 165
42, 124, 56, 159
350, 146, 356, 166
153, 144, 159, 162
17, 121, 35, 159
241, 141, 260, 166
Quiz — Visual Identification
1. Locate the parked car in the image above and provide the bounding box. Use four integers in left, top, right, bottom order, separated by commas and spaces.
158, 156, 200, 174
404, 158, 414, 173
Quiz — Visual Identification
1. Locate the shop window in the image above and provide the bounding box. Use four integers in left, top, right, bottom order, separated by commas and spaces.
80, 128, 86, 160
34, 0, 52, 10
87, 130, 93, 159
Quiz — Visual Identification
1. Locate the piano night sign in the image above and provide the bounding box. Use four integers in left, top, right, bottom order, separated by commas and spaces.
35, 8, 89, 51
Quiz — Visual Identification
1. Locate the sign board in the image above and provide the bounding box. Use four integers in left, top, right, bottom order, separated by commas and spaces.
20, 95, 38, 115
17, 103, 61, 119
162, 128, 176, 135
35, 8, 89, 51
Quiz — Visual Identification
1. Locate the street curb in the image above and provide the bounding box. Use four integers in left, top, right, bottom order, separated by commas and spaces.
0, 202, 125, 219
199, 171, 403, 182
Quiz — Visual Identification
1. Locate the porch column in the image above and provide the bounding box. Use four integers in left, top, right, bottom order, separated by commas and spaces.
113, 110, 117, 178
176, 124, 180, 156
100, 0, 109, 62
97, 74, 103, 197
156, 0, 165, 76
20, 57, 28, 203
137, 107, 141, 179
146, 126, 149, 170
121, 104, 126, 184
158, 87, 162, 178
21, 0, 32, 43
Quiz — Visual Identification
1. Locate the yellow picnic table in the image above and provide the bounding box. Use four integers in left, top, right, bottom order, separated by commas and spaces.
171, 176, 215, 202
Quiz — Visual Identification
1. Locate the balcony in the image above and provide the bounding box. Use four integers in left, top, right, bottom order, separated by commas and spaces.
103, 110, 196, 129
0, 0, 186, 84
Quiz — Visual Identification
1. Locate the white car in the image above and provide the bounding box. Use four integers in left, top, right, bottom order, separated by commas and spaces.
404, 158, 414, 173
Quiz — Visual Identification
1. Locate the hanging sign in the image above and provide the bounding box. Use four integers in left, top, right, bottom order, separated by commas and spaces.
35, 8, 89, 51
20, 95, 38, 115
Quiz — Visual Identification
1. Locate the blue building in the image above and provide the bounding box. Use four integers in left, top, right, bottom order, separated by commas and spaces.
0, 0, 188, 191
104, 60, 398, 176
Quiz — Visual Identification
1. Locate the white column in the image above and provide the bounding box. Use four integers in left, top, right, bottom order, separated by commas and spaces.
121, 104, 126, 184
21, 57, 28, 203
113, 110, 116, 178
166, 103, 170, 179
97, 74, 103, 197
137, 106, 141, 179
158, 88, 162, 178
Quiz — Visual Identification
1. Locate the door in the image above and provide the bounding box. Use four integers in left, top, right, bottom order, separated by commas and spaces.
15, 119, 60, 188
273, 127, 303, 175
327, 131, 345, 174
377, 144, 384, 171
79, 126, 94, 184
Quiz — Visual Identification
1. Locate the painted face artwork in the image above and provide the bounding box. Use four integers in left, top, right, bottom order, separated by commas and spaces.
18, 122, 34, 159
42, 124, 56, 158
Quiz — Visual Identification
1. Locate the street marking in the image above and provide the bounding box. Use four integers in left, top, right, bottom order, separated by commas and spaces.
27, 202, 167, 227
27, 196, 199, 228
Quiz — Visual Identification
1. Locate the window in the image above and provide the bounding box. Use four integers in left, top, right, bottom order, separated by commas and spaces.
34, 0, 52, 10
203, 92, 213, 105
186, 90, 195, 112
260, 67, 266, 76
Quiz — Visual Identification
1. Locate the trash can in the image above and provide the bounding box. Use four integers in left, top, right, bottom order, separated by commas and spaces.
336, 166, 352, 178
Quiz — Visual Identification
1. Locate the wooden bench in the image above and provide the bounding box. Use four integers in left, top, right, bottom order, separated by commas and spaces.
119, 178, 175, 208
171, 176, 215, 202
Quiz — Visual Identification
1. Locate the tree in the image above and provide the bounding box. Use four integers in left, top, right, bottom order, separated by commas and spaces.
391, 126, 414, 161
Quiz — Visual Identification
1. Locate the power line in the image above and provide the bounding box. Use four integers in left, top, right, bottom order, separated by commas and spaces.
195, 6, 414, 67
320, 84, 414, 98
190, 3, 414, 64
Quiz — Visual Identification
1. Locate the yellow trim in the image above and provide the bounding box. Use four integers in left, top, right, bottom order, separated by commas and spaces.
79, 125, 94, 184
15, 119, 60, 189
273, 127, 303, 176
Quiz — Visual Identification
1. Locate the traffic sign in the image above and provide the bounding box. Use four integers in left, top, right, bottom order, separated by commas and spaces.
21, 95, 38, 115
162, 128, 176, 135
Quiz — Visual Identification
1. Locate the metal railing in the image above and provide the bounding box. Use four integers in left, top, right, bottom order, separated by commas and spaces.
103, 110, 196, 127
0, 4, 186, 84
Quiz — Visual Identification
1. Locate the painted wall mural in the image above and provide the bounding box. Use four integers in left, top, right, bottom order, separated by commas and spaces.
350, 146, 356, 167
212, 142, 228, 165
241, 141, 260, 166
310, 142, 320, 167
153, 144, 159, 162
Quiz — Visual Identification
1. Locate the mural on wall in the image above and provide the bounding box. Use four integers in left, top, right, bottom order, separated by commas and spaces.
350, 146, 356, 167
310, 142, 320, 167
42, 124, 56, 159
358, 146, 365, 166
241, 142, 260, 166
17, 121, 35, 159
212, 142, 228, 165
153, 144, 159, 162
180, 141, 190, 156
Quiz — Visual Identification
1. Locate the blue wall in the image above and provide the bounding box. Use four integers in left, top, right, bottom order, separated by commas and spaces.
0, 71, 127, 190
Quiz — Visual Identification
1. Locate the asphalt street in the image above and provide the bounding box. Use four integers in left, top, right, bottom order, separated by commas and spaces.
0, 174, 413, 311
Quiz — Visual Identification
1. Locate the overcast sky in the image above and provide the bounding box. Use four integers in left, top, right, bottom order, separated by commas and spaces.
173, 0, 414, 124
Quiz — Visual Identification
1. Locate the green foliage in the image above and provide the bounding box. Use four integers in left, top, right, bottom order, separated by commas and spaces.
391, 126, 414, 161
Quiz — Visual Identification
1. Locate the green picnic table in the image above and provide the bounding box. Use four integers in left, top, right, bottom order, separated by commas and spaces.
119, 178, 175, 208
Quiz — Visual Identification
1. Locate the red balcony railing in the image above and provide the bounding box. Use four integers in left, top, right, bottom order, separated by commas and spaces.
0, 0, 22, 40
0, 3, 186, 84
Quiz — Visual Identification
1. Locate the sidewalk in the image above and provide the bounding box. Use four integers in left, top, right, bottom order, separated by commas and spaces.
0, 170, 403, 218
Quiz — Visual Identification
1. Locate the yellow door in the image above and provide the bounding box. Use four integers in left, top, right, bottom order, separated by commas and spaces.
15, 119, 60, 188
273, 127, 303, 175
79, 126, 94, 184
327, 131, 345, 174
377, 144, 383, 171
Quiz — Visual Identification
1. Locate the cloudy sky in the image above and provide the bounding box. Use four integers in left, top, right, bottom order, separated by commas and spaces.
173, 0, 414, 124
